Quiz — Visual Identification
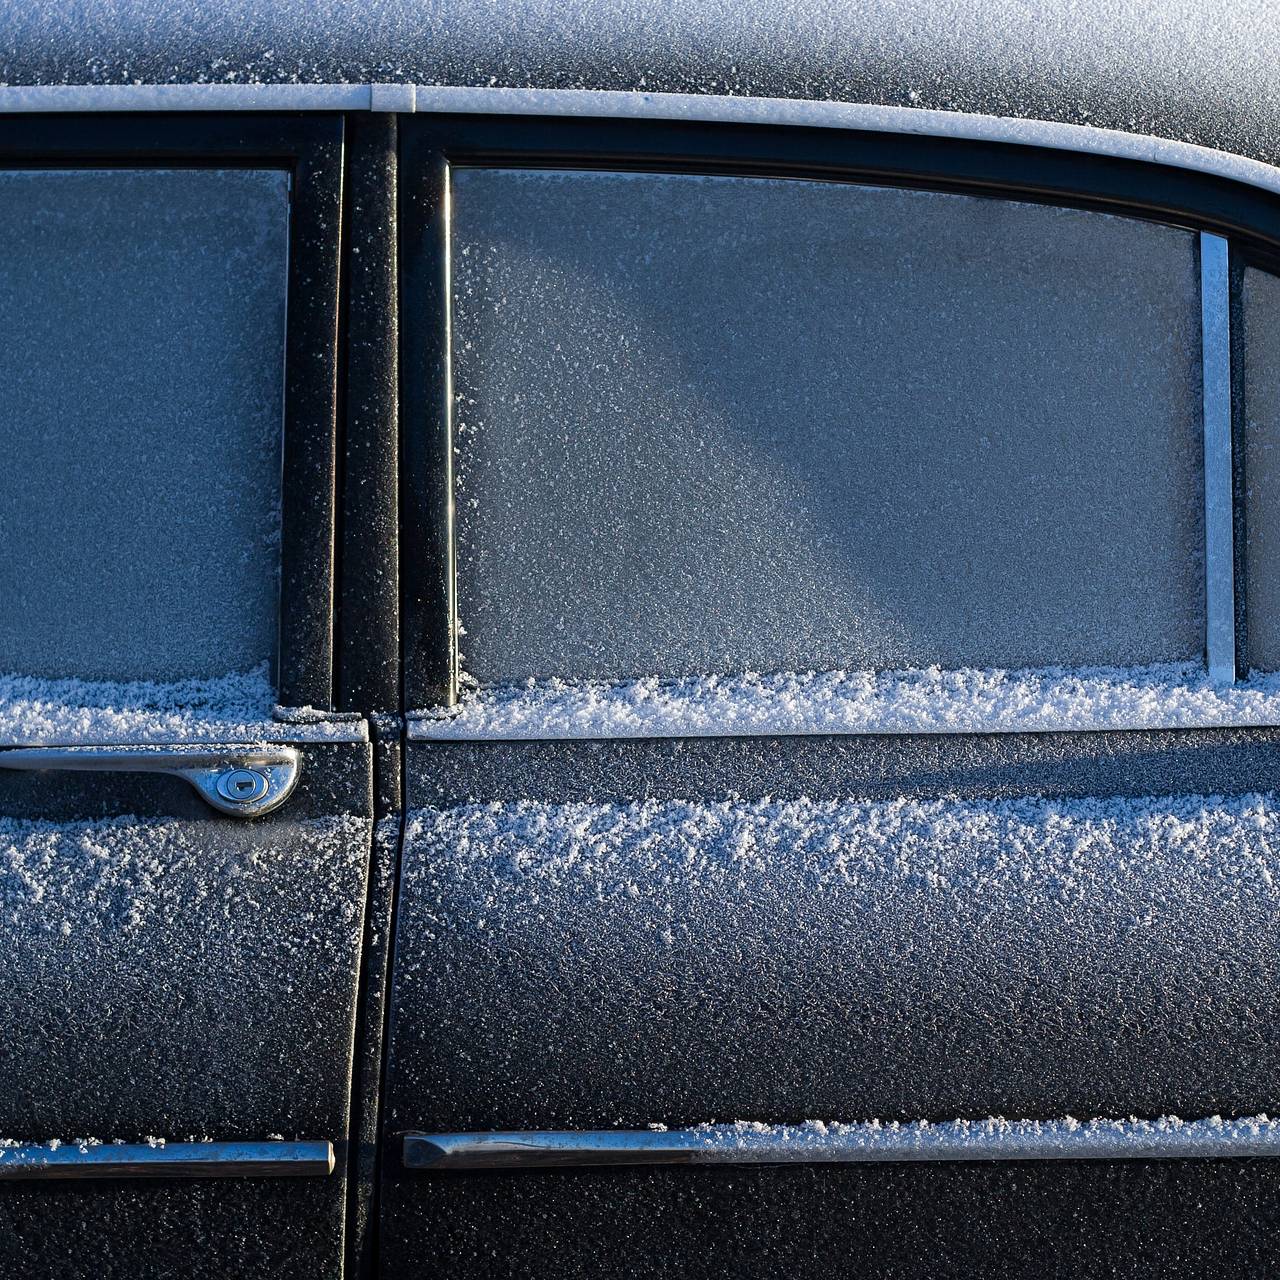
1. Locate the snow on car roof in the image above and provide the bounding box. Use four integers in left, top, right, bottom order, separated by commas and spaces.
0, 0, 1278, 170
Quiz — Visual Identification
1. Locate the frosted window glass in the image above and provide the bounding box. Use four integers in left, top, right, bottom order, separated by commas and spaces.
1242, 265, 1280, 671
451, 169, 1205, 682
0, 168, 288, 682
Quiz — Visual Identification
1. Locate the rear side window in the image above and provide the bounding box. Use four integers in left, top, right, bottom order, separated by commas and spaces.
451, 169, 1205, 683
0, 168, 288, 683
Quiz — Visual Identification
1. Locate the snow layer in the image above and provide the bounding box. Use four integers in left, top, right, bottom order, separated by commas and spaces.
0, 665, 366, 745
390, 791, 1280, 1129
404, 792, 1280, 899
5, 1, 1280, 181
0, 812, 370, 1136
411, 662, 1280, 740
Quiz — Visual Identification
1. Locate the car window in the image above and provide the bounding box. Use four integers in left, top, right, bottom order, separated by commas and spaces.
1243, 264, 1280, 672
0, 167, 288, 683
450, 168, 1205, 683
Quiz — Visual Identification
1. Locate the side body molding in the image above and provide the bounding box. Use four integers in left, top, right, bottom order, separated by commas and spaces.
0, 1140, 334, 1181
404, 1119, 1280, 1172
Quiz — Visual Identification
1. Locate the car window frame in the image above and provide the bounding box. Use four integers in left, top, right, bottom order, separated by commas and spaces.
397, 114, 1280, 712
0, 112, 345, 711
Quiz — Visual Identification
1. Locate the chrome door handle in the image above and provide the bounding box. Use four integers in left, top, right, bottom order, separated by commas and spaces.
0, 745, 300, 817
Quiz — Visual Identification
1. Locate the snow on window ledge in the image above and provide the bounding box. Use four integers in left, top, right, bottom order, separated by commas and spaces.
0, 664, 367, 746
408, 662, 1280, 742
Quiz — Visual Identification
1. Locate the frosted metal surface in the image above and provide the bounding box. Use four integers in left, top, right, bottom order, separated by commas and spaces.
389, 790, 1280, 1128
0, 168, 288, 682
1243, 266, 1280, 672
0, 812, 368, 1135
7, 0, 1280, 185
451, 169, 1204, 682
1199, 233, 1235, 682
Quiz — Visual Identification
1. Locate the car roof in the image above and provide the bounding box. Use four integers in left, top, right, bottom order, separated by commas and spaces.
0, 0, 1277, 168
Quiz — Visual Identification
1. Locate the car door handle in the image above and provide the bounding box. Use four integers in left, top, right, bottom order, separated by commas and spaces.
0, 745, 300, 817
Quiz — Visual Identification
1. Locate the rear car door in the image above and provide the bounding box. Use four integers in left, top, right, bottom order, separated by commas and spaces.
377, 116, 1280, 1277
0, 116, 373, 1279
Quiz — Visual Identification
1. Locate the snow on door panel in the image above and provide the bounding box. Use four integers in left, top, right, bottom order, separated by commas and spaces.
0, 168, 286, 684
0, 754, 373, 1280
388, 737, 1280, 1134
449, 169, 1204, 684
0, 806, 367, 1139
382, 729, 1280, 1276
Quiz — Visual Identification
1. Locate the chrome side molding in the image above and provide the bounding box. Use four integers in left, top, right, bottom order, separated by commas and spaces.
404, 1116, 1280, 1172
0, 1139, 333, 1181
0, 745, 300, 817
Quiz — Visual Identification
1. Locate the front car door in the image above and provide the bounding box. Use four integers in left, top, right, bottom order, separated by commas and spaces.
0, 115, 374, 1279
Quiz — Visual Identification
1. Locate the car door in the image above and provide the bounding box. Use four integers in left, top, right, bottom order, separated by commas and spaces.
0, 115, 375, 1279
377, 116, 1280, 1276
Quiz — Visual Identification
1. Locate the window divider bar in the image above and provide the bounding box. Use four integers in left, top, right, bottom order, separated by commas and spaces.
1201, 230, 1237, 684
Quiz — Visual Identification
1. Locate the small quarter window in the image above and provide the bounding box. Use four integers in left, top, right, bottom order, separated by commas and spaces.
1243, 264, 1280, 671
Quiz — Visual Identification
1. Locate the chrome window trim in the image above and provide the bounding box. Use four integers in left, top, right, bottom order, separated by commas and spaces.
0, 83, 1279, 206
1201, 231, 1237, 683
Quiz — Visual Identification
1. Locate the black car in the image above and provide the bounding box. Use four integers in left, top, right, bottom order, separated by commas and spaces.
2, 2, 1280, 1276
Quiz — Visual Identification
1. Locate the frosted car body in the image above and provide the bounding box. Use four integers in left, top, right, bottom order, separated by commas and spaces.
2, 3, 1280, 1277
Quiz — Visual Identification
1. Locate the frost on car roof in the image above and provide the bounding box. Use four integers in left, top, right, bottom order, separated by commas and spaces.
2, 1, 1279, 168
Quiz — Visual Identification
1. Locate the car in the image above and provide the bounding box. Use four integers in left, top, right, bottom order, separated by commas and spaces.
2, 2, 1279, 1276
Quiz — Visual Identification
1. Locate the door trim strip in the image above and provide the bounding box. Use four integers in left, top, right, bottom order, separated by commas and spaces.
0, 1139, 334, 1181
403, 1116, 1280, 1171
